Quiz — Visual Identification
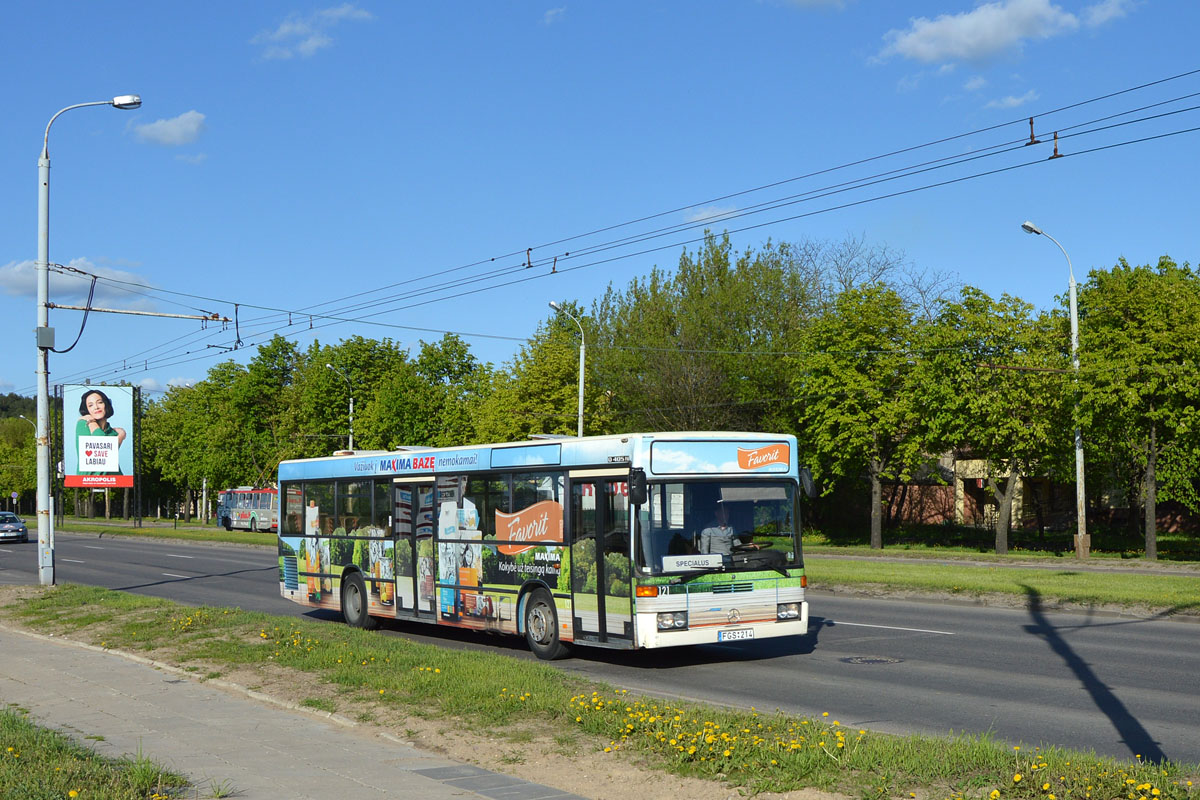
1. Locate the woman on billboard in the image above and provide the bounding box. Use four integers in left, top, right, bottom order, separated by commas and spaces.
76, 389, 127, 474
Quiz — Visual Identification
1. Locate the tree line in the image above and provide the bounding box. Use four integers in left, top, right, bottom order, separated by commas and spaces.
5, 233, 1196, 559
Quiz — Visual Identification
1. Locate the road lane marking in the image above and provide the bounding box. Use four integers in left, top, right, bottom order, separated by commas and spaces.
82, 545, 105, 550
61, 558, 86, 563
832, 621, 955, 636
162, 572, 190, 579
165, 554, 195, 559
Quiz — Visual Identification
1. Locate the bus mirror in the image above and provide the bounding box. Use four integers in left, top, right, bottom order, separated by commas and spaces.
800, 467, 816, 499
629, 468, 647, 506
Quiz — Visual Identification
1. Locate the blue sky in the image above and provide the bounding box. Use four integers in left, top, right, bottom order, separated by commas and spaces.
2, 0, 1197, 399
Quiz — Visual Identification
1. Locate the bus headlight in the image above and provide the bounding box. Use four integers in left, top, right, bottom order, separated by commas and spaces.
657, 611, 688, 630
777, 602, 801, 620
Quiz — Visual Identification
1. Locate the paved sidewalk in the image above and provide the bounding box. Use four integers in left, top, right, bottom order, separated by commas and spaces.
0, 625, 585, 800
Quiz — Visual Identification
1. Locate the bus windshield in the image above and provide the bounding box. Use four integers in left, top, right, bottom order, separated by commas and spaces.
638, 480, 801, 575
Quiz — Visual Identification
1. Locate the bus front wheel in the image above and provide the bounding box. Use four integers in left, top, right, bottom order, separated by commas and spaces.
523, 588, 569, 660
341, 572, 378, 630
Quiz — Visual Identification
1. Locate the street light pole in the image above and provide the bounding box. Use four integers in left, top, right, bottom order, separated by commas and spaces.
325, 363, 354, 450
36, 95, 141, 586
1021, 220, 1088, 557
549, 302, 585, 438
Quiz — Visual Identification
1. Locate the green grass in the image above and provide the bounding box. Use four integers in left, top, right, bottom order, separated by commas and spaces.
4, 584, 1197, 800
808, 558, 1200, 613
57, 521, 277, 548
0, 704, 189, 799
806, 523, 1200, 562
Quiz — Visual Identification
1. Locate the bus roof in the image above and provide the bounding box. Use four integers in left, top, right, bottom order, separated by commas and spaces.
278, 432, 798, 483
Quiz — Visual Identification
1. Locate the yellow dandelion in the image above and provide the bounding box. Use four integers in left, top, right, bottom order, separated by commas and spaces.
1014, 774, 1023, 783
69, 792, 79, 799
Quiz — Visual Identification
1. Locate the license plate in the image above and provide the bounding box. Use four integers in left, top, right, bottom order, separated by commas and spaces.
718, 628, 754, 642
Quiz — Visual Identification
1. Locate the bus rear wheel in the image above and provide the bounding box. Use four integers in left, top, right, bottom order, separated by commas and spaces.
524, 588, 569, 660
341, 572, 378, 630
249, 517, 258, 532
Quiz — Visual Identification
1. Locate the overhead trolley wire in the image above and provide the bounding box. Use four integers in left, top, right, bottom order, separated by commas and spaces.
34, 68, 1200, 390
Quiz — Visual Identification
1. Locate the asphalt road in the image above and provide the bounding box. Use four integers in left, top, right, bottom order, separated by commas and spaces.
2, 532, 1197, 764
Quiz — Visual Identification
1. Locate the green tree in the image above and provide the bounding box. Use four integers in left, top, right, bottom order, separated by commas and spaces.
920, 288, 1071, 553
592, 233, 820, 432
1078, 257, 1200, 559
790, 285, 927, 549
474, 309, 595, 441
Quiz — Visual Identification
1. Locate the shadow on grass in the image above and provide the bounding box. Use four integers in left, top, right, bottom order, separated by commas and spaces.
1020, 584, 1169, 763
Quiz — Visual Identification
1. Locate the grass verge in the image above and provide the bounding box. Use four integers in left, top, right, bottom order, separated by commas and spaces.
808, 558, 1200, 614
1, 704, 189, 800
3, 584, 1197, 800
56, 521, 276, 548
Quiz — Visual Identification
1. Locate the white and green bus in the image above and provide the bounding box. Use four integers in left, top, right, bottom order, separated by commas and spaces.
276, 432, 809, 659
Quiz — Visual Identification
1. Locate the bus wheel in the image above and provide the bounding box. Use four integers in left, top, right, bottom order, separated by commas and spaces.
524, 588, 569, 660
341, 572, 378, 630
223, 518, 232, 532
249, 517, 258, 532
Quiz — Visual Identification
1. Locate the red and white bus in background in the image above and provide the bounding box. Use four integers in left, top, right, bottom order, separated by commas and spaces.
217, 486, 279, 532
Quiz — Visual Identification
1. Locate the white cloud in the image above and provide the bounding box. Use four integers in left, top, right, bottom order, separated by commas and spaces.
0, 258, 157, 311
986, 89, 1040, 108
1084, 0, 1134, 27
879, 0, 1078, 64
253, 4, 373, 60
965, 76, 988, 91
685, 206, 738, 223
543, 7, 566, 25
133, 111, 206, 146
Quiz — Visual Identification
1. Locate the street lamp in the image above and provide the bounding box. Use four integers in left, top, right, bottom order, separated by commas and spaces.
17, 414, 36, 431
1021, 220, 1088, 557
35, 95, 142, 586
325, 363, 354, 450
549, 301, 585, 438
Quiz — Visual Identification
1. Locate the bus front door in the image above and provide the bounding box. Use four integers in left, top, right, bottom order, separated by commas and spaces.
570, 475, 633, 644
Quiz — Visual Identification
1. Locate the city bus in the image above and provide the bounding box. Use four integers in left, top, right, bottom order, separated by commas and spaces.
216, 486, 279, 532
275, 432, 809, 659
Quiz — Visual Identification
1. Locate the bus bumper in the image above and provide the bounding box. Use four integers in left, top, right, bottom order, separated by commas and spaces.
635, 599, 808, 650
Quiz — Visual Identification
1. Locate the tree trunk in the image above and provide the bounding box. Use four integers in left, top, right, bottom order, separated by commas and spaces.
123, 488, 130, 520
1144, 423, 1157, 561
870, 459, 883, 550
987, 473, 1019, 556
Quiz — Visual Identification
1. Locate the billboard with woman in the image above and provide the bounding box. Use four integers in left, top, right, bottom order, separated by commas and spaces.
62, 384, 135, 488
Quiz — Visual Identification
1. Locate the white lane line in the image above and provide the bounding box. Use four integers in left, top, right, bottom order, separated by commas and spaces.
61, 558, 86, 563
832, 621, 955, 636
162, 572, 191, 579
82, 545, 105, 550
0, 548, 13, 553
165, 554, 195, 559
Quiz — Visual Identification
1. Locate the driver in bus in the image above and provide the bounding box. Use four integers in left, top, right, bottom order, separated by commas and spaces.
699, 501, 759, 555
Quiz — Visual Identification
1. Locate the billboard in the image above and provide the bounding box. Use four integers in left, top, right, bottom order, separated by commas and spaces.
63, 384, 135, 488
